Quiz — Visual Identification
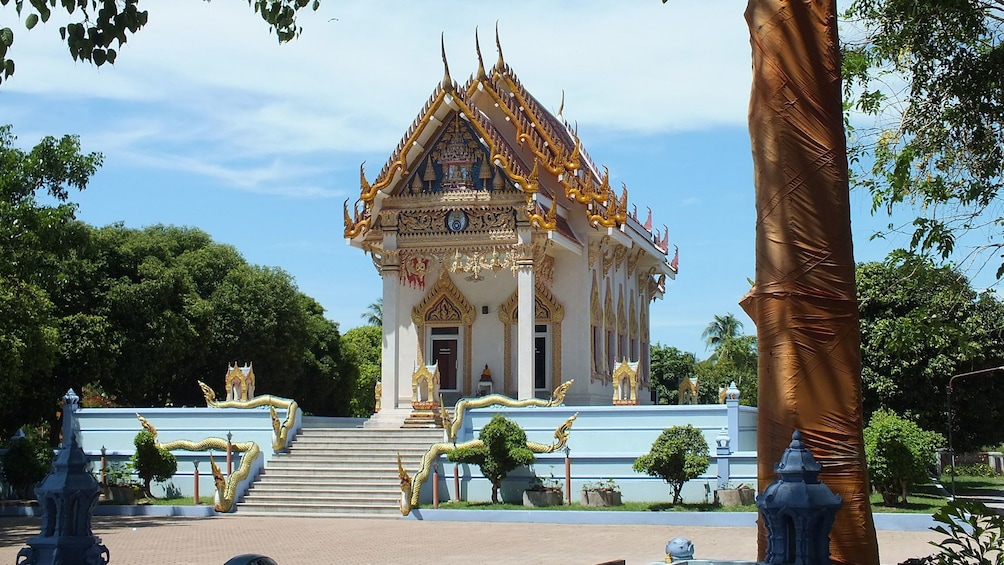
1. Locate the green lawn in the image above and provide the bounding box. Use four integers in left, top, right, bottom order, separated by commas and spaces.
439, 475, 1003, 514
939, 473, 1004, 497
867, 482, 948, 514
436, 500, 756, 512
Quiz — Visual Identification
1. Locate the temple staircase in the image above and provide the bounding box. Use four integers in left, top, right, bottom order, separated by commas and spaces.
238, 423, 444, 517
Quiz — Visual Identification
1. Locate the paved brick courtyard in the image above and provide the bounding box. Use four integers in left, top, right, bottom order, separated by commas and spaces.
0, 515, 940, 564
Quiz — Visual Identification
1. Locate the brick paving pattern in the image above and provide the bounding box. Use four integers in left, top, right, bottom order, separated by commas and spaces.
0, 515, 940, 564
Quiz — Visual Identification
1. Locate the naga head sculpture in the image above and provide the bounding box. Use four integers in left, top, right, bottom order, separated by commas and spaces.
197, 381, 217, 405
549, 379, 574, 406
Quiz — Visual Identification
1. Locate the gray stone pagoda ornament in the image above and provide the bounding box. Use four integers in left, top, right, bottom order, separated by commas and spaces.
756, 429, 842, 565
16, 389, 110, 565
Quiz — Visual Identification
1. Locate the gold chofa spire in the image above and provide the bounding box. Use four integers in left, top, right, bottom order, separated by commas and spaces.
441, 33, 453, 91
494, 22, 505, 71
475, 27, 487, 80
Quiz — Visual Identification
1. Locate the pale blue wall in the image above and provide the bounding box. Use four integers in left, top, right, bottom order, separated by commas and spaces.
423, 403, 758, 505
75, 406, 300, 501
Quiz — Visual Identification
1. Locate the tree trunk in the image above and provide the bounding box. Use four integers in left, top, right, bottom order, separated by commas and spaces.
491, 480, 500, 504
741, 1, 880, 563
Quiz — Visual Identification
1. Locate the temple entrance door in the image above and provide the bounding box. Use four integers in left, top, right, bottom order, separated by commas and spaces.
432, 338, 458, 391
534, 324, 549, 397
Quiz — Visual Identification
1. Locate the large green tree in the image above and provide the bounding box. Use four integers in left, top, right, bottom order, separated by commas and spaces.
694, 334, 758, 406
360, 298, 382, 327
692, 314, 758, 406
0, 124, 101, 439
857, 251, 1004, 451
701, 313, 743, 351
1, 158, 357, 437
648, 344, 696, 405
0, 0, 321, 85
842, 0, 1004, 276
341, 324, 381, 417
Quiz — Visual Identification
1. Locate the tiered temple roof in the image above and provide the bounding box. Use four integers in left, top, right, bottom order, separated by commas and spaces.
344, 28, 675, 279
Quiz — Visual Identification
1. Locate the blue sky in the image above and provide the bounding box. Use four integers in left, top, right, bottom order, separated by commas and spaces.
0, 1, 973, 357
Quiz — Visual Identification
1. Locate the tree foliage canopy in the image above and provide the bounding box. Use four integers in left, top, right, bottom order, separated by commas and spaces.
447, 414, 535, 504
0, 124, 100, 439
863, 409, 944, 506
632, 424, 710, 505
701, 313, 743, 350
842, 0, 1004, 276
341, 324, 381, 417
857, 251, 1004, 451
131, 429, 176, 497
0, 0, 322, 85
649, 344, 696, 405
0, 125, 358, 439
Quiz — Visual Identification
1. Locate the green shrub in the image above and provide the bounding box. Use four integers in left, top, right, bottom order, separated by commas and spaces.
1, 433, 54, 499
941, 463, 997, 478
447, 414, 535, 504
101, 461, 139, 487
632, 424, 710, 504
927, 499, 1003, 564
864, 410, 944, 506
131, 431, 177, 497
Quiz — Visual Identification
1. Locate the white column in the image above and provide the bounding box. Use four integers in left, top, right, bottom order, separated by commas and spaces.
516, 229, 535, 400
380, 227, 400, 411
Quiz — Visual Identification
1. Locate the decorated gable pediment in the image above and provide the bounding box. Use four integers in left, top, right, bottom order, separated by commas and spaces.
397, 114, 514, 197
412, 271, 475, 326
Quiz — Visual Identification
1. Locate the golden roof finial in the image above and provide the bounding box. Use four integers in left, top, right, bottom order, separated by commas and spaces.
440, 32, 453, 92
494, 21, 505, 72
475, 27, 487, 80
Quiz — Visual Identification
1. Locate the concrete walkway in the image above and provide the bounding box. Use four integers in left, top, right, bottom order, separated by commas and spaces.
0, 515, 943, 564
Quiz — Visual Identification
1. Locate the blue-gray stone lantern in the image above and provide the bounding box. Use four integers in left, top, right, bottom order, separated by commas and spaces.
756, 429, 842, 565
16, 389, 109, 565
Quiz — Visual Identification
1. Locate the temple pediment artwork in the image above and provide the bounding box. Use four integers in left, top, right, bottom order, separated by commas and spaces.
345, 31, 677, 412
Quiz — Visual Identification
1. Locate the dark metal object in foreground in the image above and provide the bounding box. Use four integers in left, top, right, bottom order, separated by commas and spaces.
16, 390, 109, 565
223, 555, 278, 565
757, 430, 842, 565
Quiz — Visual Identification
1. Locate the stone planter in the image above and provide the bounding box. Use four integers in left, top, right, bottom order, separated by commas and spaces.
523, 489, 563, 508
107, 485, 136, 504
715, 487, 755, 507
581, 490, 622, 507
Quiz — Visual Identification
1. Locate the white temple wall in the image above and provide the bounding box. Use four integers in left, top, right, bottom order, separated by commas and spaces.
550, 242, 594, 405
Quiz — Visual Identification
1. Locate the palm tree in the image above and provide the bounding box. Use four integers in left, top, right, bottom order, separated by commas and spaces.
361, 298, 382, 327
701, 313, 743, 350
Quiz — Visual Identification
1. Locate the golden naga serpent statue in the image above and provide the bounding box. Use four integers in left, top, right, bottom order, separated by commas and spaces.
440, 379, 574, 443
135, 413, 262, 513
197, 380, 298, 452
398, 412, 578, 515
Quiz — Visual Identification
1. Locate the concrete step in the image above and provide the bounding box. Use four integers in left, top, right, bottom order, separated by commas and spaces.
293, 429, 443, 437
234, 417, 442, 516
263, 453, 427, 461
248, 484, 397, 496
236, 502, 400, 515
242, 492, 399, 504
252, 477, 402, 488
275, 447, 431, 455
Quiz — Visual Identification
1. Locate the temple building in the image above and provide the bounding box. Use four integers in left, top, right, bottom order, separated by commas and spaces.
344, 33, 676, 418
